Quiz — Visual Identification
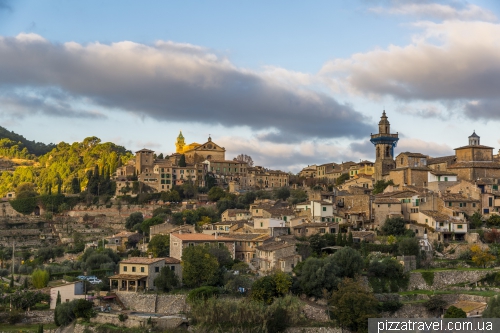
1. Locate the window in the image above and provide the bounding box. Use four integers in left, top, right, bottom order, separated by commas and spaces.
322, 207, 326, 212
489, 197, 493, 207
260, 222, 263, 227
132, 267, 136, 272
218, 242, 224, 248
457, 225, 463, 229
448, 202, 452, 207
439, 222, 444, 227
170, 266, 175, 271
320, 228, 325, 233
123, 266, 127, 272
189, 242, 194, 247
473, 203, 476, 208
141, 267, 144, 273
425, 219, 428, 223
155, 267, 160, 273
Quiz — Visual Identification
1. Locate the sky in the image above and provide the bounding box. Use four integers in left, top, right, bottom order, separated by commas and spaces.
1, 0, 500, 173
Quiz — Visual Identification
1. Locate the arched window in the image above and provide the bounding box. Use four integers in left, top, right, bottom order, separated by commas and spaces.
376, 146, 380, 158
385, 146, 390, 157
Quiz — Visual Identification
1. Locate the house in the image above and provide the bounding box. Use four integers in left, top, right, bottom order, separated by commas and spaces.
418, 210, 467, 242
226, 233, 270, 262
109, 257, 166, 292
169, 233, 236, 260
447, 301, 487, 317
255, 238, 301, 274
292, 222, 338, 237
295, 200, 335, 222
372, 197, 403, 229
221, 209, 252, 221
105, 231, 143, 252
50, 281, 86, 309
351, 231, 376, 243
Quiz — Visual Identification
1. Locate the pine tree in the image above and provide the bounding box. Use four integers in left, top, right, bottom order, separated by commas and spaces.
56, 290, 61, 306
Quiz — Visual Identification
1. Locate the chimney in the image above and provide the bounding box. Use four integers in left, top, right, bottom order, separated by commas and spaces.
148, 253, 152, 259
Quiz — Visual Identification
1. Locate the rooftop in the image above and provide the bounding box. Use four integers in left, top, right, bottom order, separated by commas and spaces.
121, 257, 165, 265
171, 233, 234, 241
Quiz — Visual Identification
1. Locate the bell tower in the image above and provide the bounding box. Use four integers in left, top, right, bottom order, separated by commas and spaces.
175, 131, 185, 154
370, 111, 399, 181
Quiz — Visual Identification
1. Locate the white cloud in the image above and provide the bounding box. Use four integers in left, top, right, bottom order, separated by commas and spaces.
369, 3, 497, 22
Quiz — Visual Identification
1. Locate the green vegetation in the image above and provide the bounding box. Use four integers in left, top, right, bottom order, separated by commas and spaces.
444, 305, 467, 318
380, 217, 407, 236
421, 271, 435, 287
373, 179, 394, 194
154, 266, 179, 293
483, 295, 500, 317
0, 125, 55, 156
54, 299, 94, 326
251, 271, 292, 304
31, 269, 49, 289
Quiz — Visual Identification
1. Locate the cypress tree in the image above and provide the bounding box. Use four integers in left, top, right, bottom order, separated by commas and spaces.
10, 275, 14, 288
347, 231, 353, 246
56, 290, 61, 306
336, 231, 343, 247
37, 324, 43, 333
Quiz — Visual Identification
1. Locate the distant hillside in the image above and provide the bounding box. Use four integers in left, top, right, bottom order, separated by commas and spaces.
0, 125, 56, 156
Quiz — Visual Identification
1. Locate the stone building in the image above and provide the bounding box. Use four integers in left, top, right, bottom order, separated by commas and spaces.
388, 152, 431, 187
50, 281, 85, 309
371, 197, 403, 229
255, 238, 301, 274
292, 222, 338, 237
109, 257, 166, 292
370, 111, 399, 181
227, 233, 270, 262
169, 233, 236, 260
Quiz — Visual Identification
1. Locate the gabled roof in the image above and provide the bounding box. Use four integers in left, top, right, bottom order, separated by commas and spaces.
427, 155, 456, 164
454, 144, 494, 150
171, 233, 234, 241
121, 257, 164, 265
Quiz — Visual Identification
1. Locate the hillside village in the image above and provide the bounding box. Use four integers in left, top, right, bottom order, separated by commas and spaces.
2, 112, 500, 332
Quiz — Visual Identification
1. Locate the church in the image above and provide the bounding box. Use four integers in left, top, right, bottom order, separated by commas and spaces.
175, 131, 226, 163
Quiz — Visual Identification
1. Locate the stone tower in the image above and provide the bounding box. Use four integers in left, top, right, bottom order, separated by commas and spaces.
468, 131, 480, 146
135, 148, 154, 175
175, 131, 185, 154
370, 111, 399, 181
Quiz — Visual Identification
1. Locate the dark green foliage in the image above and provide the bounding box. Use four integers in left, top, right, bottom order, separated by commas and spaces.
56, 291, 61, 306
37, 324, 44, 333
118, 313, 128, 322
398, 237, 420, 256
373, 180, 394, 194
483, 296, 500, 317
470, 211, 483, 229
182, 246, 219, 288
35, 246, 65, 263
335, 173, 350, 185
125, 212, 143, 231
444, 305, 467, 318
154, 266, 179, 292
54, 299, 94, 326
178, 154, 186, 167
368, 258, 409, 293
204, 173, 217, 190
274, 187, 290, 200
308, 233, 336, 255
187, 286, 220, 302
329, 278, 379, 333
251, 272, 292, 305
488, 214, 500, 227
381, 217, 407, 236
9, 196, 37, 215
9, 290, 50, 310
207, 186, 226, 202
295, 256, 341, 297
378, 301, 403, 313
423, 296, 447, 316
421, 271, 435, 287
332, 246, 363, 278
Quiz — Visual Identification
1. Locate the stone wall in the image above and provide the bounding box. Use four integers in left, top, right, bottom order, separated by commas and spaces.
407, 270, 497, 290
116, 291, 188, 314
286, 328, 350, 333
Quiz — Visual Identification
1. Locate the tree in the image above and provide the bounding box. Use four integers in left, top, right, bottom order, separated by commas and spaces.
444, 305, 467, 318
182, 246, 219, 288
71, 178, 81, 194
154, 266, 179, 292
148, 234, 170, 257
37, 324, 43, 333
157, 153, 164, 159
470, 245, 496, 268
125, 212, 143, 231
331, 246, 363, 278
381, 217, 406, 236
251, 272, 292, 304
235, 154, 254, 167
488, 214, 500, 227
470, 211, 483, 229
373, 180, 394, 194
423, 296, 447, 317
398, 237, 420, 256
31, 269, 50, 289
207, 186, 226, 202
483, 295, 500, 318
329, 278, 378, 333
178, 154, 186, 167
296, 256, 341, 297
335, 173, 349, 186
275, 187, 291, 201
56, 291, 61, 306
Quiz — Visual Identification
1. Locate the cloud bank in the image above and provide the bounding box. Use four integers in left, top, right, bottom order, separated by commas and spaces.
0, 33, 374, 143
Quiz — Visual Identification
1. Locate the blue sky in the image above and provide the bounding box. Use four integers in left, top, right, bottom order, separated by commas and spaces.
0, 0, 500, 172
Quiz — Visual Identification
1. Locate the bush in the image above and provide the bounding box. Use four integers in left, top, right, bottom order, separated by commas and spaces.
187, 286, 220, 302
54, 299, 94, 326
31, 269, 50, 288
7, 310, 23, 324
118, 314, 128, 322
421, 271, 434, 287
378, 301, 403, 313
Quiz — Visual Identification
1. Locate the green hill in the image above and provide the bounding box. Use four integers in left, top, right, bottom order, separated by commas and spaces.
0, 125, 56, 156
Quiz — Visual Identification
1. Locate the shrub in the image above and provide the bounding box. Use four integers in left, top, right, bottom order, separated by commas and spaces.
187, 286, 220, 302
31, 269, 50, 288
118, 314, 128, 322
378, 301, 403, 313
421, 271, 434, 287
7, 310, 23, 324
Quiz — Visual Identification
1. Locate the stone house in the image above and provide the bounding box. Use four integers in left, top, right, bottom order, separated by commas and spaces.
255, 239, 301, 274
226, 233, 270, 262
221, 209, 252, 221
447, 301, 487, 317
105, 231, 143, 252
50, 281, 86, 309
292, 222, 338, 237
417, 210, 467, 241
109, 257, 166, 292
169, 233, 236, 260
372, 197, 403, 229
